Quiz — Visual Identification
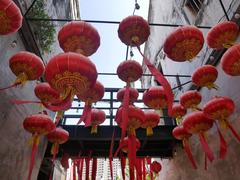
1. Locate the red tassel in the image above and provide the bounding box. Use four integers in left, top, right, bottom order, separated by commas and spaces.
109, 129, 115, 180
216, 123, 227, 159
85, 158, 90, 180
121, 85, 130, 142
128, 134, 136, 180
136, 158, 143, 180
120, 156, 126, 180
226, 120, 240, 142
49, 143, 58, 180
78, 158, 84, 180
77, 104, 91, 125
183, 139, 197, 169
136, 46, 174, 116
27, 135, 39, 180
11, 100, 41, 105
143, 158, 146, 180
199, 133, 214, 162
73, 162, 76, 180
91, 158, 97, 180
204, 154, 208, 170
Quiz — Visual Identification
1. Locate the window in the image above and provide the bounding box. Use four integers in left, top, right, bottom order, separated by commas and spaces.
185, 0, 204, 15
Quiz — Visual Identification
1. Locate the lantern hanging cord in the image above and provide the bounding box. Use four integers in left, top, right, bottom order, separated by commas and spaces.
132, 0, 140, 15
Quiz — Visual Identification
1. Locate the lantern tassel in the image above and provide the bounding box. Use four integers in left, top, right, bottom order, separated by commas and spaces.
136, 45, 174, 116
226, 120, 240, 142
27, 134, 40, 180
199, 133, 214, 162
91, 158, 97, 180
216, 123, 227, 159
183, 139, 197, 169
146, 127, 153, 136
55, 111, 64, 125
91, 125, 98, 134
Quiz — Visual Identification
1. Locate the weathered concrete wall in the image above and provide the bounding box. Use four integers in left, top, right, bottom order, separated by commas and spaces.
0, 34, 47, 179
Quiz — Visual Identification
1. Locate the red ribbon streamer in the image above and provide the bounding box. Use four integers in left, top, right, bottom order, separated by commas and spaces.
85, 157, 90, 180
27, 135, 39, 180
128, 134, 136, 180
73, 162, 76, 180
136, 158, 143, 180
120, 156, 126, 180
183, 139, 197, 169
11, 100, 41, 105
121, 84, 130, 142
204, 154, 207, 170
79, 158, 84, 180
77, 104, 92, 126
216, 123, 227, 159
143, 158, 146, 180
91, 158, 97, 180
226, 120, 240, 142
199, 133, 214, 162
136, 46, 174, 116
109, 129, 115, 180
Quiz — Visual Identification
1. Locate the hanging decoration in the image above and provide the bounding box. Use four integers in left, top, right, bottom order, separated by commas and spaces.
143, 86, 168, 112
120, 136, 141, 153
171, 104, 187, 125
117, 87, 139, 104
172, 126, 197, 169
206, 21, 239, 49
221, 44, 240, 76
0, 0, 23, 35
88, 109, 106, 134
182, 111, 215, 162
150, 161, 162, 178
60, 153, 70, 170
77, 81, 104, 126
203, 96, 240, 149
0, 51, 44, 91
163, 26, 204, 62
47, 127, 69, 180
118, 15, 174, 116
192, 65, 218, 90
180, 90, 202, 111
58, 21, 100, 56
45, 52, 97, 101
23, 112, 55, 180
141, 111, 160, 136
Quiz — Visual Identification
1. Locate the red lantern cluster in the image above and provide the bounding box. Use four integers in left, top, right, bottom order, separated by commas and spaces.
0, 0, 22, 35
58, 21, 100, 56
206, 21, 239, 49
163, 26, 204, 62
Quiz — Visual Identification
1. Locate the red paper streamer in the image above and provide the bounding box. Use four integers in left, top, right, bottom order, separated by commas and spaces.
216, 123, 227, 159
226, 120, 240, 142
91, 158, 97, 180
204, 154, 207, 170
109, 129, 115, 180
77, 104, 92, 126
183, 139, 197, 169
143, 158, 146, 180
120, 156, 126, 180
199, 133, 214, 162
11, 100, 41, 105
128, 134, 136, 180
73, 162, 76, 180
136, 46, 174, 116
121, 85, 130, 142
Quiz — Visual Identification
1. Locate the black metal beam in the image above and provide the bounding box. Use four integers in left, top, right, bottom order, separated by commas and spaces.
26, 17, 212, 29
24, 0, 38, 17
97, 72, 191, 77
219, 0, 230, 21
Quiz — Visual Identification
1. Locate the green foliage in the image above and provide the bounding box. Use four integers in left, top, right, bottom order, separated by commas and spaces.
28, 0, 56, 53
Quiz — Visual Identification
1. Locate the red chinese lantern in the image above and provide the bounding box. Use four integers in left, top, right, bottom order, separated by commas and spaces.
47, 127, 69, 180
150, 161, 162, 174
203, 96, 240, 142
221, 44, 240, 76
192, 65, 218, 89
0, 51, 44, 91
116, 105, 145, 136
45, 52, 97, 100
206, 21, 239, 49
172, 126, 197, 169
0, 0, 22, 35
117, 87, 139, 104
183, 111, 214, 162
58, 21, 100, 56
77, 81, 104, 126
89, 109, 106, 134
143, 86, 168, 111
180, 90, 202, 110
118, 15, 150, 46
120, 136, 141, 153
23, 113, 55, 180
163, 26, 204, 62
171, 104, 187, 125
141, 111, 160, 136
61, 153, 70, 170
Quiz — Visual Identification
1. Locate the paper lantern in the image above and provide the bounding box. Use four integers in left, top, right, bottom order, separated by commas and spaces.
89, 109, 106, 134
45, 52, 97, 99
141, 111, 160, 136
0, 51, 44, 91
203, 96, 240, 142
171, 104, 187, 125
117, 87, 139, 104
163, 26, 204, 62
116, 105, 145, 135
23, 113, 55, 180
206, 21, 239, 49
121, 136, 141, 153
77, 81, 104, 126
150, 161, 162, 174
0, 0, 22, 35
192, 65, 218, 89
58, 21, 100, 56
180, 90, 202, 110
172, 126, 197, 169
221, 44, 240, 76
118, 15, 150, 46
143, 86, 168, 110
183, 111, 214, 162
